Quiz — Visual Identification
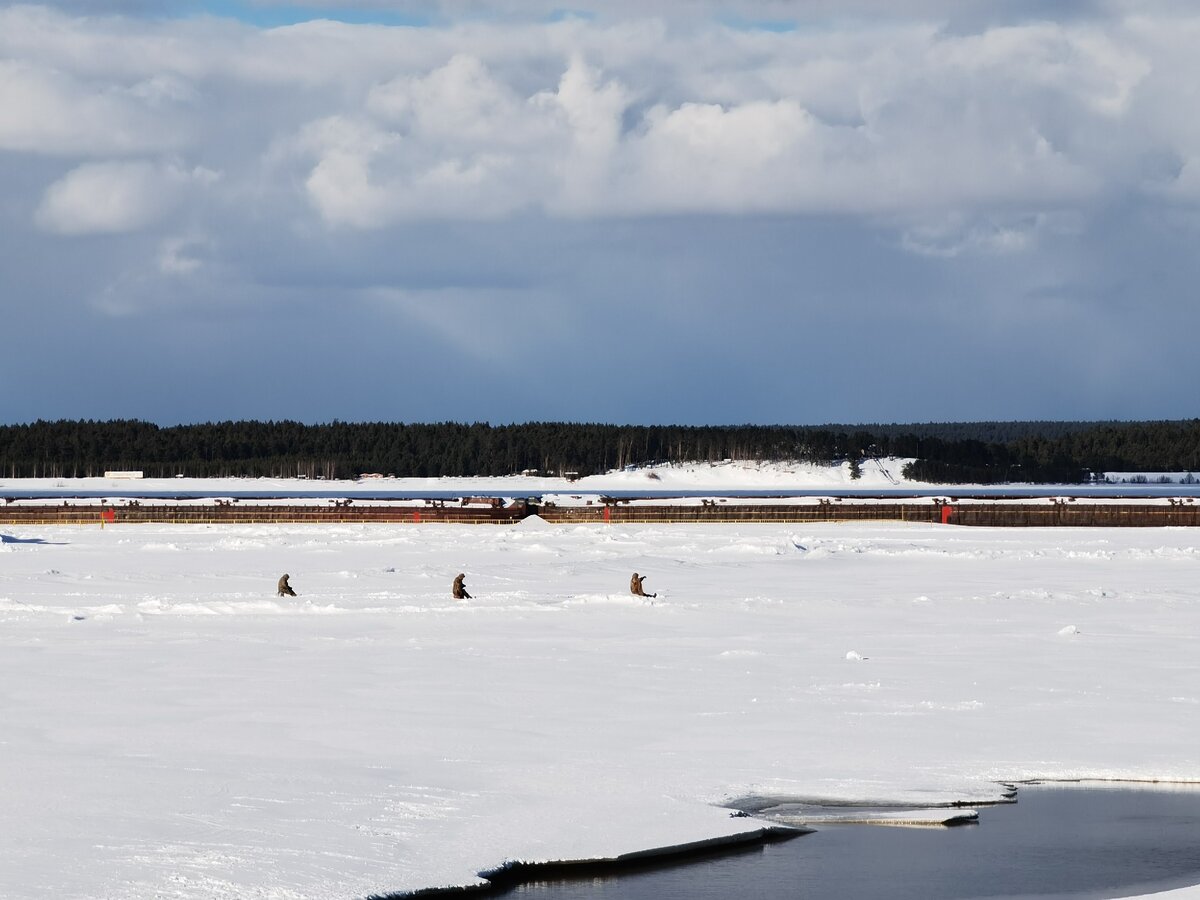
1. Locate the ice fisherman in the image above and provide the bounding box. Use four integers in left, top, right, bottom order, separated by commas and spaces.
277, 573, 297, 597
630, 572, 656, 598
452, 573, 472, 600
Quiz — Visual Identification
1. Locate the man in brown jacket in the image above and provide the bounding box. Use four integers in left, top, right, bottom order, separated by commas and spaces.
630, 572, 656, 598
277, 574, 297, 597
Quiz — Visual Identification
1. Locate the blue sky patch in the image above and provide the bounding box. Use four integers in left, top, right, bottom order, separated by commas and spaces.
174, 1, 430, 27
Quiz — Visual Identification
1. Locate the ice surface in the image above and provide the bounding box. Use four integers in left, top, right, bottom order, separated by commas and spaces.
751, 804, 982, 827
1, 516, 1199, 898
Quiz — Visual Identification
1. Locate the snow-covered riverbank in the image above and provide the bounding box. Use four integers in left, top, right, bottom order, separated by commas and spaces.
2, 519, 1199, 898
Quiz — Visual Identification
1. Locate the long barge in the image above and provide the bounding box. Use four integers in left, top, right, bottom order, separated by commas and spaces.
3, 496, 1200, 527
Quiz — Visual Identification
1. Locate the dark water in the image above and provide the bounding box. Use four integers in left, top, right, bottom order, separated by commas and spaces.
501, 787, 1200, 900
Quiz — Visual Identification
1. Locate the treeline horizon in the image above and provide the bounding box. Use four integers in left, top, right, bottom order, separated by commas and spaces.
2, 418, 1200, 483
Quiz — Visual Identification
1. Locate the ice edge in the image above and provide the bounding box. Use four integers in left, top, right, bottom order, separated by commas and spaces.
365, 822, 810, 899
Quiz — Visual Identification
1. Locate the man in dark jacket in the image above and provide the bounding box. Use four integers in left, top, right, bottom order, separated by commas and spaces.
452, 573, 471, 600
277, 574, 297, 597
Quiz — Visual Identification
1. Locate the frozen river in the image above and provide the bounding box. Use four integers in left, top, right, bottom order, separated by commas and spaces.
2, 520, 1198, 898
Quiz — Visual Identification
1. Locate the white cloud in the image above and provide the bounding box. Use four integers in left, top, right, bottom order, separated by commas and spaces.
1, 4, 1199, 242
300, 57, 628, 225
0, 60, 186, 156
35, 160, 218, 235
263, 14, 1176, 228
898, 212, 1084, 258
540, 57, 631, 214
367, 54, 539, 145
622, 99, 819, 214
299, 117, 400, 228
158, 235, 208, 275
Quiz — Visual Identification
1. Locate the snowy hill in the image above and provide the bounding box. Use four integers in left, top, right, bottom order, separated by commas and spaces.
0, 458, 919, 497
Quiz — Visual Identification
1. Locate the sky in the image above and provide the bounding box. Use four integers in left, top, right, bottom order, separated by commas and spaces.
2, 0, 1198, 426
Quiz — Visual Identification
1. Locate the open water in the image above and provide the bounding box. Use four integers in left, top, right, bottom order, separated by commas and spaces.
500, 786, 1200, 899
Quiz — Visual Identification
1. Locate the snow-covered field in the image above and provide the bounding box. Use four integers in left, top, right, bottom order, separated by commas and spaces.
3, 497, 1200, 897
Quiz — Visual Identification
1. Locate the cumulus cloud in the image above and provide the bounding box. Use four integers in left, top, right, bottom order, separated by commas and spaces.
0, 60, 187, 156
5, 3, 1199, 236
366, 54, 536, 144
3, 2, 1200, 334
35, 160, 218, 235
275, 19, 1159, 228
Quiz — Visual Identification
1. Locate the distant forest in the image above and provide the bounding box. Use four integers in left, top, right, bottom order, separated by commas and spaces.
2, 419, 1200, 484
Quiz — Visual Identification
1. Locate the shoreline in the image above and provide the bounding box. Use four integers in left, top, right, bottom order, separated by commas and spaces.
367, 778, 1200, 900
368, 823, 810, 899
